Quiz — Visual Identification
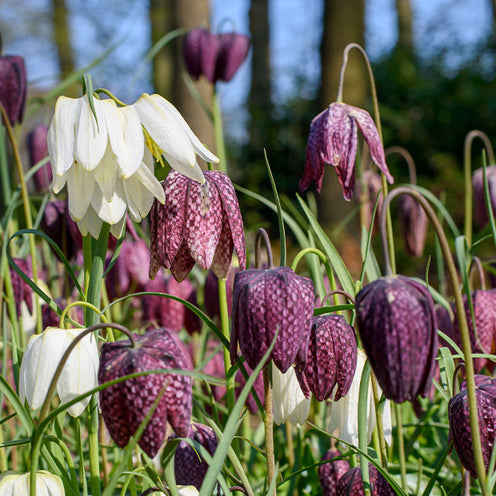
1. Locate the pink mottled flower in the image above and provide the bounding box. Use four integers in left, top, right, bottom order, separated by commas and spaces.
337, 465, 395, 496
98, 327, 192, 458
149, 170, 246, 282
319, 450, 350, 496
299, 103, 393, 200
0, 55, 26, 125
27, 124, 53, 191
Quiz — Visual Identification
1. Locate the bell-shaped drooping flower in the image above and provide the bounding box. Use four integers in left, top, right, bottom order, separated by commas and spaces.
329, 350, 392, 447
19, 326, 99, 417
230, 266, 315, 373
356, 170, 383, 233
296, 314, 357, 402
398, 195, 428, 258
272, 366, 311, 426
98, 327, 192, 457
0, 55, 26, 125
448, 375, 496, 478
337, 465, 395, 496
299, 103, 393, 200
0, 471, 64, 496
183, 28, 250, 84
177, 487, 200, 496
473, 165, 496, 229
48, 94, 166, 237
355, 275, 438, 403
451, 289, 496, 373
27, 124, 53, 191
172, 423, 218, 489
149, 170, 246, 282
133, 93, 219, 183
319, 450, 350, 496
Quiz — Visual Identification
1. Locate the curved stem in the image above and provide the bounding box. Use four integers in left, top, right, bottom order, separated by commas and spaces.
381, 186, 489, 495
469, 257, 486, 291
94, 88, 127, 107
464, 130, 495, 247
255, 228, 274, 269
59, 300, 108, 329
291, 247, 327, 272
321, 290, 355, 306
385, 146, 417, 185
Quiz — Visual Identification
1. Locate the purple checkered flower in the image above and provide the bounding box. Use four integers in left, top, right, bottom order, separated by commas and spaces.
296, 314, 357, 402
230, 266, 315, 373
449, 375, 496, 478
318, 450, 350, 496
0, 55, 26, 125
337, 465, 395, 496
299, 103, 393, 200
98, 327, 192, 458
149, 170, 246, 282
27, 124, 53, 191
355, 275, 438, 403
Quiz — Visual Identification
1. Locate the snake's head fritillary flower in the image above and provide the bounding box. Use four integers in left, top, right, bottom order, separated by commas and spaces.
149, 170, 246, 282
98, 327, 192, 458
473, 165, 496, 229
19, 327, 99, 417
299, 103, 393, 200
230, 266, 315, 373
451, 289, 496, 373
0, 471, 64, 496
318, 450, 350, 496
0, 55, 26, 126
172, 423, 218, 489
214, 32, 251, 82
448, 375, 496, 478
296, 314, 357, 402
272, 366, 311, 426
337, 465, 395, 496
398, 195, 428, 258
355, 275, 438, 403
27, 124, 53, 191
329, 350, 392, 447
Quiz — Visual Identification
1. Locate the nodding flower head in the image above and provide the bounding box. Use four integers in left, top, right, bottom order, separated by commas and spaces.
0, 55, 26, 125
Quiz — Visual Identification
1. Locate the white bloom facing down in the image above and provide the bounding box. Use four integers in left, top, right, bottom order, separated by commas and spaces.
0, 471, 64, 496
19, 327, 99, 417
329, 350, 392, 447
177, 486, 200, 496
272, 366, 311, 426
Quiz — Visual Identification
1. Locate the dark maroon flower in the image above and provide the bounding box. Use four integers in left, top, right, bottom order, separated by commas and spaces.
319, 450, 350, 496
299, 103, 393, 200
27, 124, 52, 191
296, 314, 357, 402
397, 195, 428, 258
435, 303, 455, 347
0, 55, 26, 126
355, 275, 438, 403
214, 32, 250, 83
337, 465, 395, 496
448, 375, 496, 478
230, 266, 315, 373
142, 274, 201, 334
451, 289, 496, 373
473, 166, 496, 229
356, 170, 383, 233
10, 257, 33, 317
150, 170, 246, 282
172, 423, 218, 489
203, 267, 238, 320
235, 363, 265, 414
98, 327, 192, 458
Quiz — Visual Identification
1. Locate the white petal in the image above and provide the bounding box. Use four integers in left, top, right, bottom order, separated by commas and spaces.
119, 105, 144, 178
77, 206, 103, 239
110, 214, 127, 238
66, 164, 95, 221
123, 175, 153, 221
75, 96, 108, 171
133, 93, 205, 183
134, 161, 165, 203
51, 169, 68, 194
91, 179, 127, 225
47, 96, 81, 177
38, 472, 65, 496
92, 143, 118, 201
177, 486, 200, 496
0, 474, 19, 495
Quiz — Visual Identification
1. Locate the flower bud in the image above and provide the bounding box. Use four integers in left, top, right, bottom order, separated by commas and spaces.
318, 450, 350, 496
337, 465, 395, 496
397, 195, 428, 258
0, 55, 26, 125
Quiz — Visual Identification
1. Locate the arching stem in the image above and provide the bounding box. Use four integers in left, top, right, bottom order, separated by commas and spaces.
469, 256, 486, 291
385, 146, 417, 185
255, 228, 274, 269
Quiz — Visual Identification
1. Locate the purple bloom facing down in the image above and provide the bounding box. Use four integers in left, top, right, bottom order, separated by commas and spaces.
214, 32, 250, 83
337, 465, 395, 496
398, 195, 428, 258
183, 28, 219, 82
318, 450, 350, 496
355, 275, 438, 403
27, 124, 52, 191
473, 166, 496, 229
299, 103, 393, 200
98, 327, 192, 458
448, 375, 496, 478
0, 55, 26, 126
230, 266, 315, 373
296, 314, 357, 402
173, 423, 218, 489
149, 170, 246, 282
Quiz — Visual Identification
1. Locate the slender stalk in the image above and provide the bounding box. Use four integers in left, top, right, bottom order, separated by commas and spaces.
255, 228, 274, 269
219, 277, 235, 412
263, 366, 276, 496
370, 375, 388, 468
464, 130, 495, 247
0, 102, 41, 333
469, 256, 486, 291
285, 422, 294, 469
60, 301, 108, 329
212, 89, 227, 173
380, 187, 490, 496
394, 403, 407, 490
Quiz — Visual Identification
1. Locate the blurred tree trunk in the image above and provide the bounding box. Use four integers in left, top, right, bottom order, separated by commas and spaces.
248, 0, 272, 152
396, 0, 413, 52
318, 0, 366, 245
51, 0, 75, 80
149, 0, 215, 151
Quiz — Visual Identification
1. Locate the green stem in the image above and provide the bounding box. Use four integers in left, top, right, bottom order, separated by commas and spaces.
381, 187, 489, 496
394, 403, 407, 490
263, 366, 276, 496
212, 89, 227, 173
60, 301, 108, 329
370, 374, 388, 468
